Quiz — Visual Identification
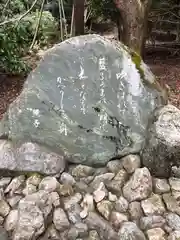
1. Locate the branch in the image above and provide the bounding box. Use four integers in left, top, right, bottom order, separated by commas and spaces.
29, 0, 45, 50
0, 0, 39, 26
60, 0, 68, 37
150, 8, 180, 20
58, 0, 64, 41
84, 8, 92, 22
156, 19, 180, 25
70, 3, 74, 37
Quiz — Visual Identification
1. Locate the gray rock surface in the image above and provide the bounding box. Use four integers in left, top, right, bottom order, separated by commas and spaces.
0, 34, 166, 169
141, 104, 180, 178
0, 227, 9, 240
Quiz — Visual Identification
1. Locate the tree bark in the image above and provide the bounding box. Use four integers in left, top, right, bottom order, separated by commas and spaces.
73, 0, 85, 36
114, 0, 152, 56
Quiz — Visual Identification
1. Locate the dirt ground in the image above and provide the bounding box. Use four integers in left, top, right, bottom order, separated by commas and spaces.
146, 57, 180, 108
0, 74, 25, 119
0, 48, 180, 120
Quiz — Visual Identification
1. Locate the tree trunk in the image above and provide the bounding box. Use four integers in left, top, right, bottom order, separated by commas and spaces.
73, 0, 85, 36
114, 0, 152, 56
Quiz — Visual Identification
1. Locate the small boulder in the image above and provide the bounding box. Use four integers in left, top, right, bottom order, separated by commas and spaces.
168, 231, 180, 240
118, 222, 146, 240
165, 213, 180, 231
96, 200, 114, 220
169, 177, 180, 192
53, 208, 70, 232
5, 175, 25, 196
146, 228, 166, 240
107, 160, 123, 174
123, 168, 152, 202
129, 201, 144, 221
141, 194, 165, 216
39, 177, 59, 193
0, 178, 11, 190
50, 192, 61, 207
141, 105, 180, 178
13, 199, 45, 240
0, 141, 65, 176
4, 209, 18, 232
163, 193, 180, 215
93, 182, 107, 203
153, 178, 170, 194
60, 172, 76, 186
115, 196, 129, 213
0, 199, 10, 217
122, 154, 141, 174
85, 212, 119, 240
140, 216, 166, 231
110, 211, 128, 230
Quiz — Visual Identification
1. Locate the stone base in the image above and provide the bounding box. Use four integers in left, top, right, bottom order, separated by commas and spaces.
0, 154, 180, 240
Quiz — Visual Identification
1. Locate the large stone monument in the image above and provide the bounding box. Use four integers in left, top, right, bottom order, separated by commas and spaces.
0, 34, 167, 175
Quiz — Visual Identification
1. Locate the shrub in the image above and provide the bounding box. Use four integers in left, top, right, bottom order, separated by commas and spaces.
0, 11, 59, 74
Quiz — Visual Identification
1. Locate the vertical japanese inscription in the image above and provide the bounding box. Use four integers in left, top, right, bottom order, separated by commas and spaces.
98, 56, 108, 131
79, 65, 88, 115
57, 76, 67, 136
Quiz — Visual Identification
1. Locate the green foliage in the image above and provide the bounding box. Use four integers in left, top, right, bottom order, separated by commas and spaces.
0, 20, 30, 74
0, 11, 59, 74
23, 10, 59, 46
0, 0, 41, 18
